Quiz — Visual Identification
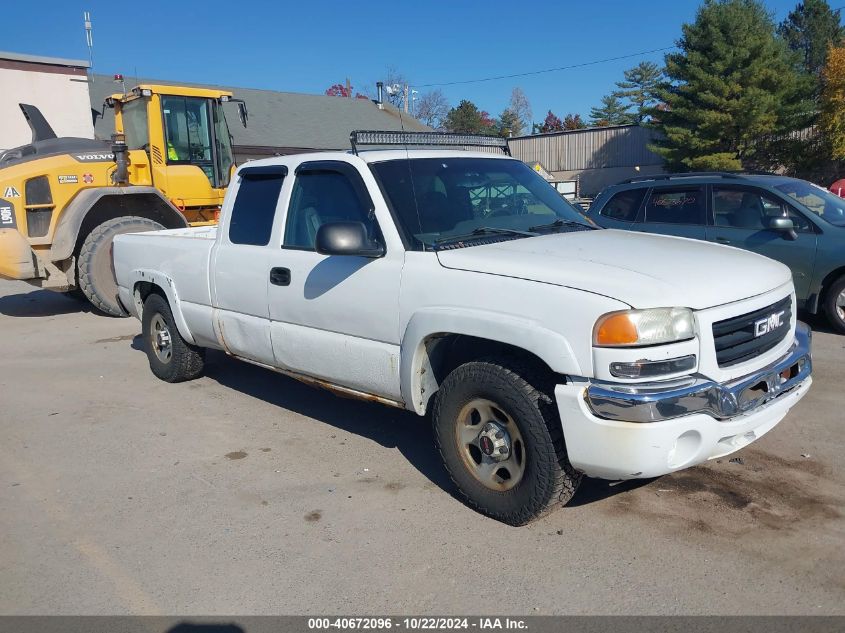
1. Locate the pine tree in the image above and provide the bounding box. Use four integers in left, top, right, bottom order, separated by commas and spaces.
590, 95, 634, 126
779, 0, 845, 78
445, 100, 495, 134
649, 0, 810, 171
497, 108, 523, 137
614, 61, 664, 123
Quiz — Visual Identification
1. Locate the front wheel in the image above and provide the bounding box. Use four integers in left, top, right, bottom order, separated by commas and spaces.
433, 357, 581, 525
823, 275, 845, 334
142, 293, 205, 383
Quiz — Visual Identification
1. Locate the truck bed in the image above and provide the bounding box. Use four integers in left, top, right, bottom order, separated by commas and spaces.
113, 226, 217, 313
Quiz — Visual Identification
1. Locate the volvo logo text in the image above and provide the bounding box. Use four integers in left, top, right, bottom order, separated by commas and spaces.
754, 310, 785, 337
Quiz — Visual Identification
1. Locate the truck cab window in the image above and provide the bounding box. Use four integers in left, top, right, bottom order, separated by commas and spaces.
162, 96, 214, 180
228, 169, 285, 246
120, 98, 149, 150
284, 169, 378, 250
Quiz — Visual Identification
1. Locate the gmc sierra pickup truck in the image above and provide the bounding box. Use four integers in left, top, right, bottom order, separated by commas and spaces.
113, 131, 813, 525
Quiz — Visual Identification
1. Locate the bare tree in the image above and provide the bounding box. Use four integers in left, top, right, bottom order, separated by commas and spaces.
383, 66, 409, 107
415, 89, 450, 129
508, 87, 532, 134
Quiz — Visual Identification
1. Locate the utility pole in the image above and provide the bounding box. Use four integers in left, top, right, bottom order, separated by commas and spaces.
83, 11, 93, 72
403, 84, 409, 114
345, 77, 352, 98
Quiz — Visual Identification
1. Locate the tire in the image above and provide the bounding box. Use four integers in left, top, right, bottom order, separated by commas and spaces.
141, 292, 205, 383
823, 275, 845, 334
433, 356, 582, 525
78, 216, 165, 317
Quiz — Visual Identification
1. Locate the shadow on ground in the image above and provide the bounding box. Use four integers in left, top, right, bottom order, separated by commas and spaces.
154, 349, 638, 508
0, 288, 97, 318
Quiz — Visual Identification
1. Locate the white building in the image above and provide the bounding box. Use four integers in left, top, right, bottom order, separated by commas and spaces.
0, 51, 93, 152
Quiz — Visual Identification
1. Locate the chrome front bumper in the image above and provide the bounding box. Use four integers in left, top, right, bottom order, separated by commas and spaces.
585, 322, 812, 423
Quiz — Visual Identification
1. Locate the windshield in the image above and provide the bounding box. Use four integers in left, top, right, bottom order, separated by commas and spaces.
775, 180, 845, 227
370, 157, 592, 250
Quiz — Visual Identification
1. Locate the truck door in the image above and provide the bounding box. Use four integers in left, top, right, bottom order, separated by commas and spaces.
266, 160, 403, 401
211, 165, 287, 365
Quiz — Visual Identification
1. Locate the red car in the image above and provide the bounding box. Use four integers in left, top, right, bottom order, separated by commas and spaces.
830, 179, 845, 198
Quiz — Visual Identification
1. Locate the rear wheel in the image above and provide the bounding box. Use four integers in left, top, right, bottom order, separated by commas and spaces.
78, 216, 164, 316
433, 356, 581, 525
141, 293, 205, 383
823, 275, 845, 334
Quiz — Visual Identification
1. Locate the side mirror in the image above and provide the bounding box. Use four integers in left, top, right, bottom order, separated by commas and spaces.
769, 216, 797, 240
237, 102, 248, 128
315, 221, 385, 258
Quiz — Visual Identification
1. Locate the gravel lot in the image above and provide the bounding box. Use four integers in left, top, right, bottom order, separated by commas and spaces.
1, 277, 843, 615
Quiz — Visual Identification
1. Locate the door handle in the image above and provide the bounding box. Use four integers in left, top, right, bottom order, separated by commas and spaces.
270, 267, 291, 286
714, 236, 731, 244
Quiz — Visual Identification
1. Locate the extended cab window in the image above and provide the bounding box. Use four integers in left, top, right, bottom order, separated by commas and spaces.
284, 167, 378, 250
600, 189, 646, 222
644, 187, 705, 225
228, 167, 285, 246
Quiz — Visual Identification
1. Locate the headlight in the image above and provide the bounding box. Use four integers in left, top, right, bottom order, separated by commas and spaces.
594, 307, 695, 347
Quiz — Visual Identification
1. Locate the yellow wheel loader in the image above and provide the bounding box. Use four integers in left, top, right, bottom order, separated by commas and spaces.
0, 84, 247, 315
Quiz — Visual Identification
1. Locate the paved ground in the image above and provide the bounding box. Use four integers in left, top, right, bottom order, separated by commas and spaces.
0, 278, 843, 615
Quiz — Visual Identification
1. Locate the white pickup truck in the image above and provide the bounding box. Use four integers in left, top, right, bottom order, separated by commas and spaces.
113, 132, 812, 525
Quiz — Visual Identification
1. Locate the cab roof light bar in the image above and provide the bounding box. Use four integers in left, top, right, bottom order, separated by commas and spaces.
349, 130, 511, 156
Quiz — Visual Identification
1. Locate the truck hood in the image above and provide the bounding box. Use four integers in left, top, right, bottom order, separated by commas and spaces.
435, 229, 792, 310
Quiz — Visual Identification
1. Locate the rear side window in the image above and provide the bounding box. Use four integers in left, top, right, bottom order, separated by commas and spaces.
600, 189, 646, 222
228, 167, 286, 246
644, 187, 705, 225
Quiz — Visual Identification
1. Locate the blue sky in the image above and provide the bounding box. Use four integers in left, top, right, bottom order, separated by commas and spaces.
4, 0, 841, 126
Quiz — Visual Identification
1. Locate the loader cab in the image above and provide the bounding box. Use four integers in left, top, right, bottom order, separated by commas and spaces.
108, 85, 244, 213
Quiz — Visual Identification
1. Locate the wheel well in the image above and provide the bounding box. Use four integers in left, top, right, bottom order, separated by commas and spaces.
134, 280, 166, 304
73, 194, 186, 257
819, 266, 845, 310
419, 334, 560, 413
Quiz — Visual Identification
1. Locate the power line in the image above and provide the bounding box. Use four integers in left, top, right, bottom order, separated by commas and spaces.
416, 46, 675, 88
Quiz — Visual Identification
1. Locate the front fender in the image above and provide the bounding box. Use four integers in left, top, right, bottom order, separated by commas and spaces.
400, 307, 582, 415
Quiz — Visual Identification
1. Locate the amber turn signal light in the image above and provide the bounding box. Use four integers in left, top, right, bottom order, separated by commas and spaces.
595, 313, 639, 346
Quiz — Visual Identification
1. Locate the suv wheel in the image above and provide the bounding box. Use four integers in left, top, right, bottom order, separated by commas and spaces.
823, 275, 845, 334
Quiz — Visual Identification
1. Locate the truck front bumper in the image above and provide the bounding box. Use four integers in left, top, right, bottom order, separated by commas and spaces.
556, 323, 812, 480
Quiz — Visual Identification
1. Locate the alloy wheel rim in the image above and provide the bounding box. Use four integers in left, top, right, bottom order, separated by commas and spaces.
836, 289, 845, 322
150, 314, 173, 364
454, 398, 526, 491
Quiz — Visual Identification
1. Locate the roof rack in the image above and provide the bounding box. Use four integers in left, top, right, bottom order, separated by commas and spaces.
349, 130, 510, 156
620, 171, 747, 184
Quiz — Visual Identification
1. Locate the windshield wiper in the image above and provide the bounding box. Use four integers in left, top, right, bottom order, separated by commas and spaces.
527, 219, 594, 232
433, 226, 537, 247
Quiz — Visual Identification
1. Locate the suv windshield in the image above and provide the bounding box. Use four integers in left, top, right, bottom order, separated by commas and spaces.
370, 157, 592, 249
775, 180, 845, 227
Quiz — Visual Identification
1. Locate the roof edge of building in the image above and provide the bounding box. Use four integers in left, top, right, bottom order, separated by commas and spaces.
0, 50, 89, 68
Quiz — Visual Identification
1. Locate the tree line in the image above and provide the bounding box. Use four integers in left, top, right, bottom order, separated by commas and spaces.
324, 0, 845, 179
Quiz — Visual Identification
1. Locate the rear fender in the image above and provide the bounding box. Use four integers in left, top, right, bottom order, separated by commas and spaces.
128, 270, 196, 345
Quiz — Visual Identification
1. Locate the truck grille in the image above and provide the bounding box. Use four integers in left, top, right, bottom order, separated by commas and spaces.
712, 296, 792, 368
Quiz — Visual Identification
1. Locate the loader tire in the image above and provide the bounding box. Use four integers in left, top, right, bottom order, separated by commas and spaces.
142, 292, 205, 383
78, 216, 164, 317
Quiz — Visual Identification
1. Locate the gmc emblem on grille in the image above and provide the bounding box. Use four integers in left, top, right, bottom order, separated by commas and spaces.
754, 310, 785, 337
